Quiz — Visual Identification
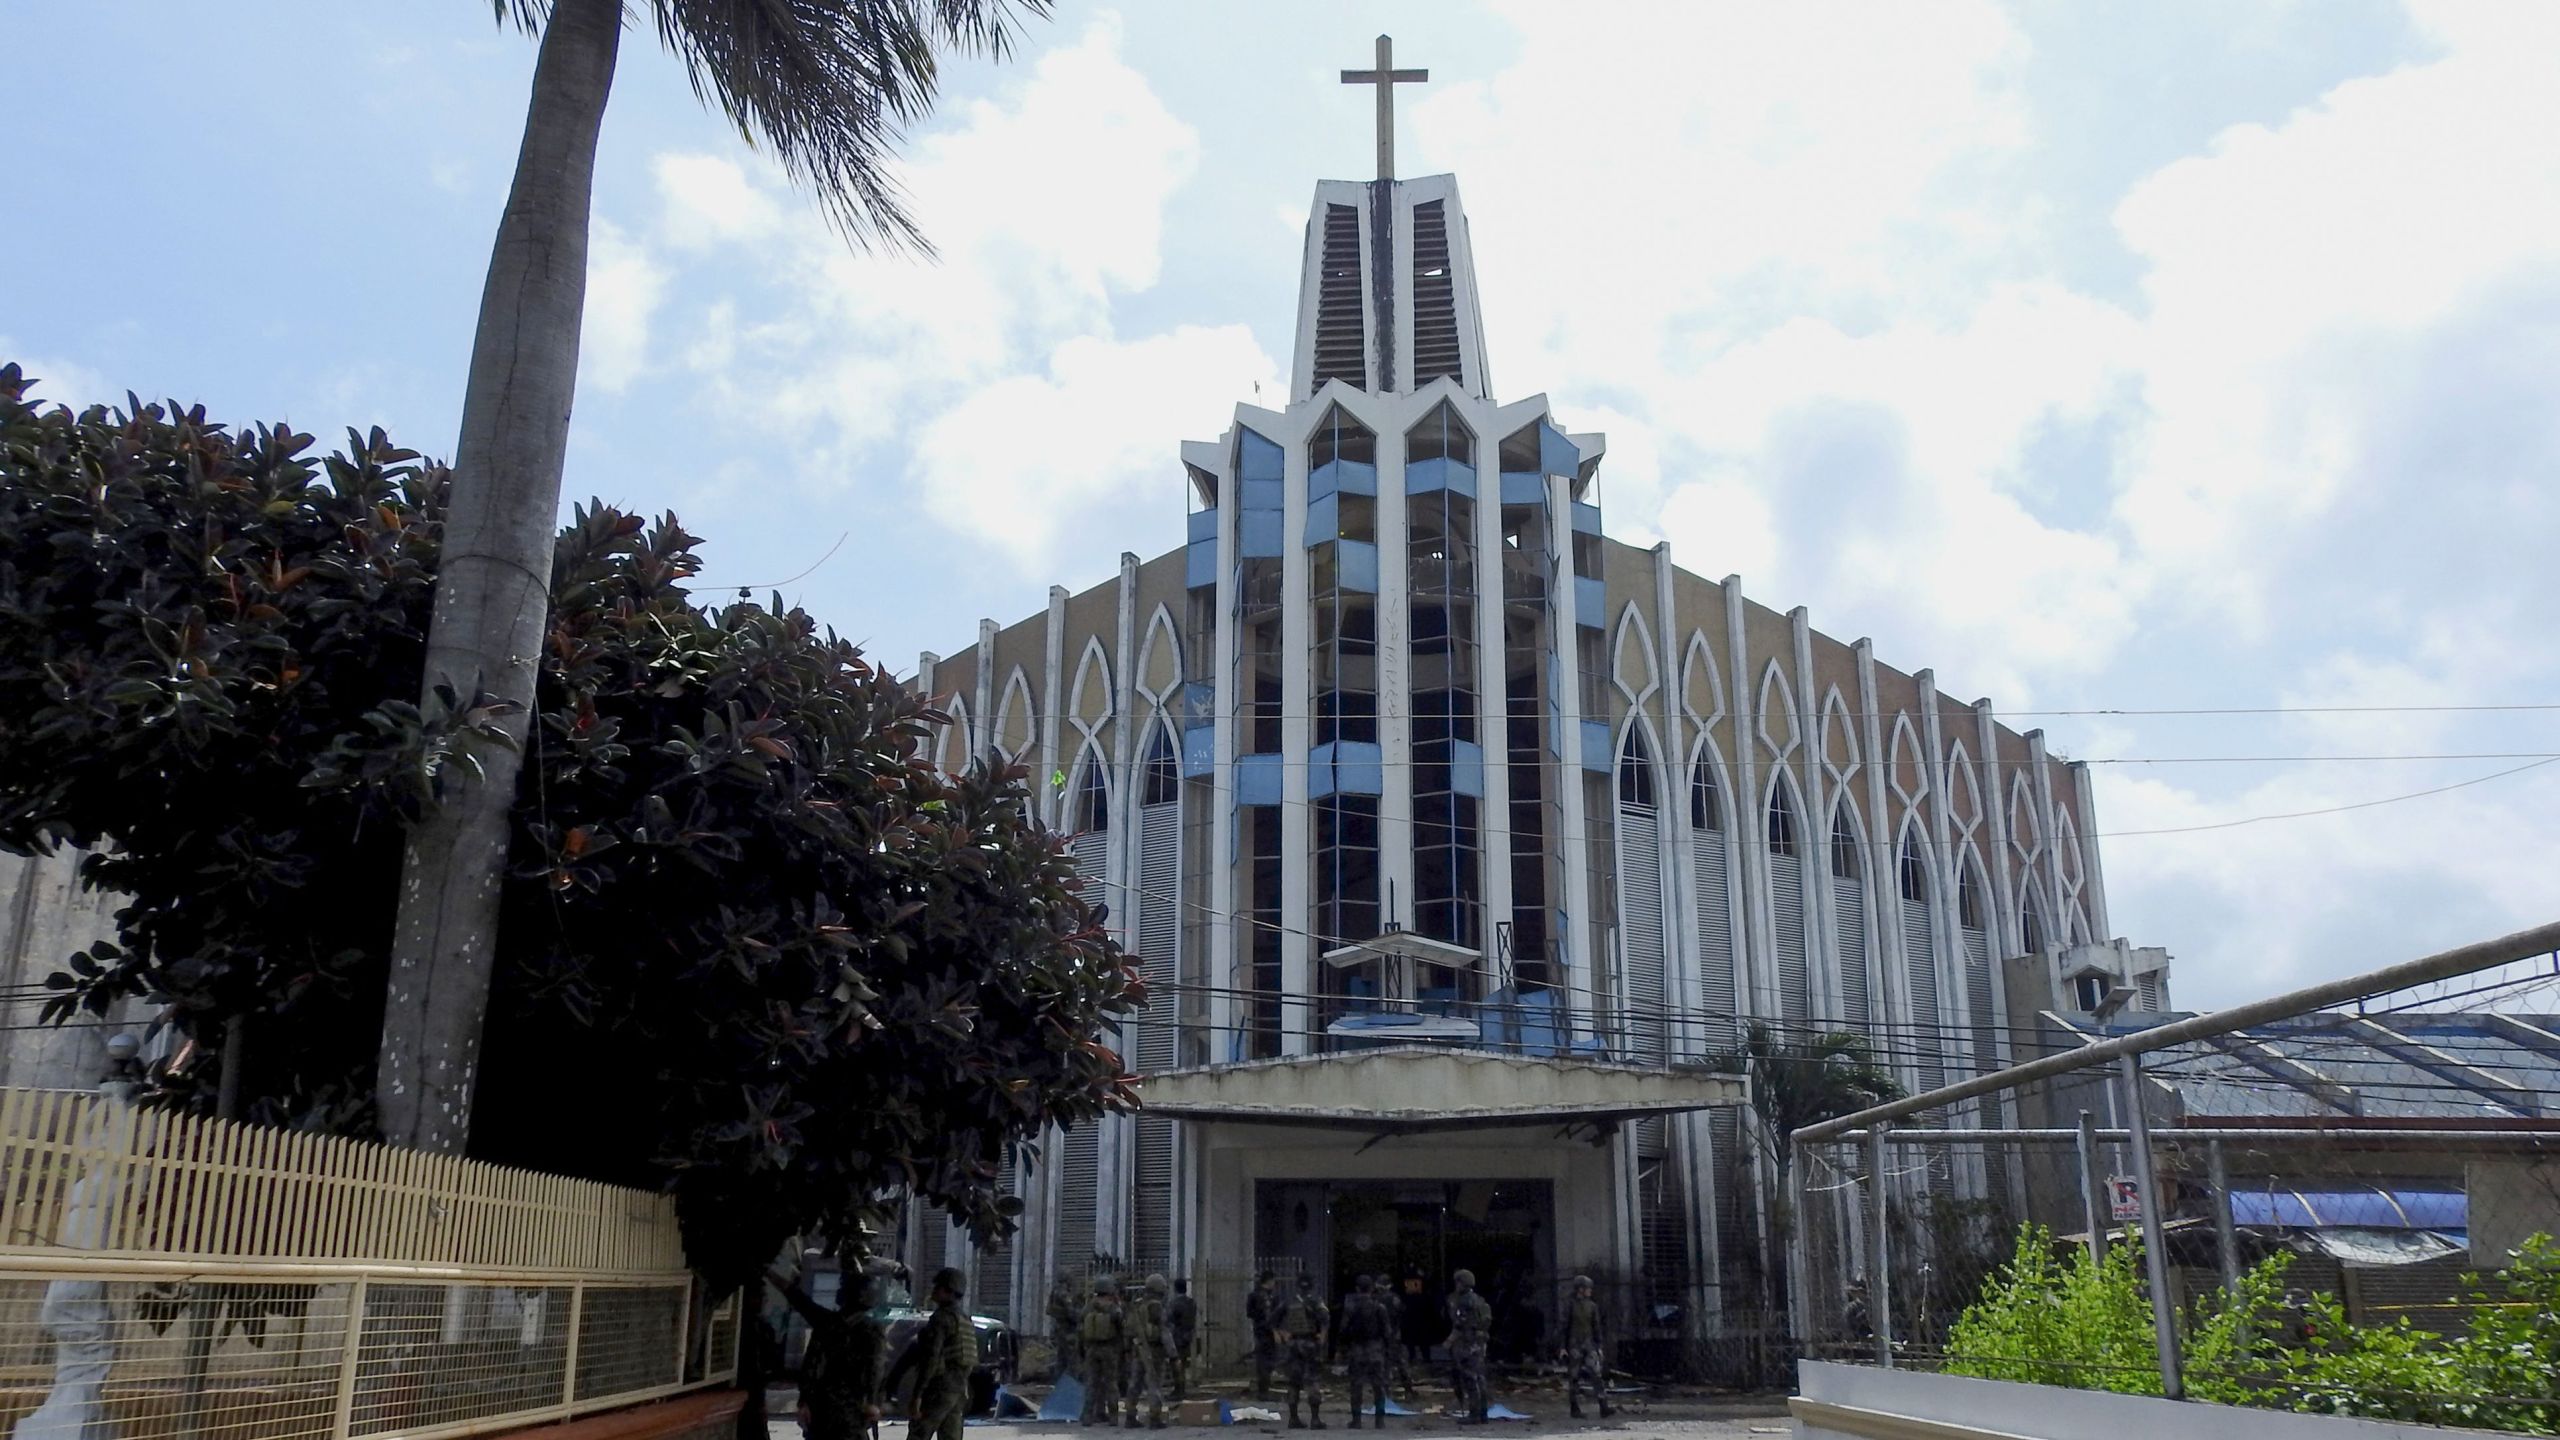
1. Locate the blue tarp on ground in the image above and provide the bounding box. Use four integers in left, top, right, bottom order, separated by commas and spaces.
1038, 1375, 1085, 1422
1484, 1403, 1535, 1421
2230, 1185, 2465, 1230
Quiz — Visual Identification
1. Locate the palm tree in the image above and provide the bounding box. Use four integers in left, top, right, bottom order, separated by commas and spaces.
1717, 1021, 1902, 1175
379, 0, 1045, 1153
1712, 1022, 1902, 1333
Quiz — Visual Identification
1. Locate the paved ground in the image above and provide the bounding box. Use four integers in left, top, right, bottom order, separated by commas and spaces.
765, 1394, 1793, 1438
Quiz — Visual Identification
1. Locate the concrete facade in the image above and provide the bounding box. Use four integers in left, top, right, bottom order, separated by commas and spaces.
0, 849, 130, 1092
911, 170, 2150, 1348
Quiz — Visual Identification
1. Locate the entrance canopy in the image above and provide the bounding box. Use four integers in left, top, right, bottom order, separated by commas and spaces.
1137, 1046, 1746, 1133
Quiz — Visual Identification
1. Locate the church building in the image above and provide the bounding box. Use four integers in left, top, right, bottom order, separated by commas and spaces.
905, 40, 2163, 1365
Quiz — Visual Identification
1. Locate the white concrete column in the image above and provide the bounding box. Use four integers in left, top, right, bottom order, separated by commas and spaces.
1375, 407, 1416, 928
2029, 732, 2069, 959
1470, 400, 1513, 983
1722, 578, 1771, 1022
972, 619, 997, 759
1280, 416, 1315, 1055
1208, 432, 1241, 1057
1040, 586, 1067, 826
2072, 762, 2113, 940
1854, 642, 1893, 1034
1551, 474, 1595, 1036
1793, 609, 1832, 1022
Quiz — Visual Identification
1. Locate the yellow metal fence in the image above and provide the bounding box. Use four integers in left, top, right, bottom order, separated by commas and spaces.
0, 1088, 738, 1439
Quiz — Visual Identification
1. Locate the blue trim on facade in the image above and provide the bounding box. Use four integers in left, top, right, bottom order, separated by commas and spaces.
1310, 458, 1377, 499
1306, 492, 1339, 545
1539, 420, 1579, 476
1498, 471, 1546, 506
1339, 539, 1379, 593
1239, 428, 1285, 483
1237, 753, 1284, 805
1240, 478, 1284, 512
1570, 500, 1602, 536
1573, 575, 1606, 625
1307, 741, 1385, 797
1240, 511, 1284, 558
1185, 538, 1217, 588
1187, 508, 1219, 542
1579, 720, 1612, 773
1182, 725, 1216, 778
1404, 457, 1477, 498
1451, 739, 1485, 798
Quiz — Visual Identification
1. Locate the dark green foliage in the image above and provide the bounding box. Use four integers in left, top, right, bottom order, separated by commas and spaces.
1712, 1022, 1903, 1169
0, 364, 1141, 1284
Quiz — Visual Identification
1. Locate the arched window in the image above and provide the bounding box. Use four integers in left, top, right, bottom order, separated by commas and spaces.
1689, 754, 1723, 831
1071, 754, 1109, 833
1765, 779, 1799, 857
1829, 800, 1861, 879
1897, 830, 1931, 903
1141, 723, 1179, 806
1958, 860, 1987, 930
1617, 727, 1657, 809
2021, 895, 2047, 953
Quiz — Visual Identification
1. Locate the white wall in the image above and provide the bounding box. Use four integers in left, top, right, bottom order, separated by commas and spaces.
1794, 1361, 2476, 1440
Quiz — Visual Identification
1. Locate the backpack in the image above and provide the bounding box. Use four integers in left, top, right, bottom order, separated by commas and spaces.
1081, 1303, 1122, 1345
1339, 1295, 1386, 1344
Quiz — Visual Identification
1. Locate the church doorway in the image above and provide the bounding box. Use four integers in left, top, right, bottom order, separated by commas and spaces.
1254, 1179, 1555, 1358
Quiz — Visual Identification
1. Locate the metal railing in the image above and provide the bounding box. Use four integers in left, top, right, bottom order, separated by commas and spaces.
0, 1088, 738, 1439
1787, 919, 2560, 1429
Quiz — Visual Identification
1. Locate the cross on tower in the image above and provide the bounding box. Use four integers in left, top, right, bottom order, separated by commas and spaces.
1341, 33, 1428, 181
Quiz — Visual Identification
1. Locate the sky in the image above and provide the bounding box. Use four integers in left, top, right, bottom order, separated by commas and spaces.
7, 1, 2556, 1011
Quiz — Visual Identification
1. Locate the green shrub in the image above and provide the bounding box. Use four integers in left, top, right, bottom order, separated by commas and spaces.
1941, 1226, 2558, 1435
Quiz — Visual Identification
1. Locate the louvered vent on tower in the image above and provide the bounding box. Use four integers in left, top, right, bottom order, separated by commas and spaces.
1411, 200, 1463, 387
1311, 204, 1366, 389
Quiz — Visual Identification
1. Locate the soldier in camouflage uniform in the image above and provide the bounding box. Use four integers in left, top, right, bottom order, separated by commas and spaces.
1164, 1278, 1200, 1399
1246, 1271, 1280, 1400
768, 1267, 883, 1440
1078, 1277, 1129, 1428
908, 1268, 978, 1440
1048, 1273, 1085, 1384
1443, 1268, 1492, 1426
1561, 1275, 1612, 1419
1124, 1274, 1171, 1429
1336, 1274, 1392, 1430
1274, 1273, 1330, 1430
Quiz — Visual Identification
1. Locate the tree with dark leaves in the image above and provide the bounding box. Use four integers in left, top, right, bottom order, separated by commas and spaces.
0, 365, 1137, 1289
390, 0, 1051, 1157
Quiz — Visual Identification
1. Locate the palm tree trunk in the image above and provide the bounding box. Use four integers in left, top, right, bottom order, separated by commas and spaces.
376, 0, 621, 1153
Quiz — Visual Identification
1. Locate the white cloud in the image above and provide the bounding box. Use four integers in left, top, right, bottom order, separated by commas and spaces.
619, 15, 1265, 573
2, 343, 107, 410
653, 153, 782, 250
580, 219, 667, 394
912, 325, 1280, 563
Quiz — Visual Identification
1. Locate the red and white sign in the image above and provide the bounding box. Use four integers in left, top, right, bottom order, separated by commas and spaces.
2108, 1175, 2143, 1222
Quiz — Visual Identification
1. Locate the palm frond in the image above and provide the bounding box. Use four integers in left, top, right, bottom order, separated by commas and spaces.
644, 0, 1051, 255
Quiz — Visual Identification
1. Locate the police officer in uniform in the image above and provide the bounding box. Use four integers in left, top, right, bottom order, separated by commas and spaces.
1336, 1274, 1392, 1430
1125, 1274, 1172, 1429
1164, 1278, 1201, 1399
768, 1267, 883, 1440
1443, 1268, 1493, 1426
1560, 1275, 1612, 1419
1078, 1277, 1129, 1427
908, 1268, 978, 1440
1274, 1273, 1330, 1430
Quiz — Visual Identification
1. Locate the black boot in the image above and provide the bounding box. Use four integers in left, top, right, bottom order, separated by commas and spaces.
1346, 1414, 1362, 1430
1571, 1399, 1585, 1418
1311, 1403, 1327, 1431
1600, 1398, 1615, 1418
1288, 1403, 1303, 1430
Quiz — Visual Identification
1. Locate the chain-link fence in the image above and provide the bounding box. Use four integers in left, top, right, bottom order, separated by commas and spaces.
1791, 920, 2560, 1434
